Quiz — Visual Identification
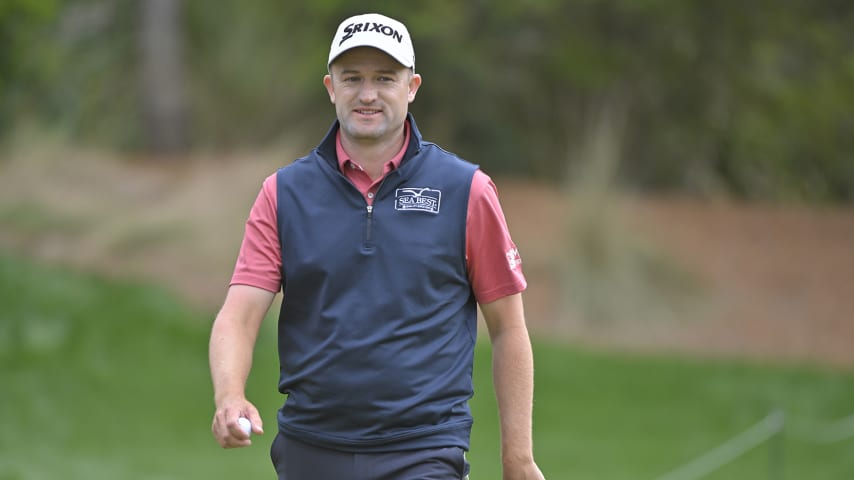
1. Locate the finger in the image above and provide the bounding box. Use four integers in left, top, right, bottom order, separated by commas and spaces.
213, 409, 251, 448
228, 417, 252, 440
225, 436, 252, 448
247, 412, 265, 435
212, 414, 228, 445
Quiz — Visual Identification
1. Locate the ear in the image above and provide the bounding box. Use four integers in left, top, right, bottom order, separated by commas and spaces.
323, 74, 335, 103
408, 73, 422, 103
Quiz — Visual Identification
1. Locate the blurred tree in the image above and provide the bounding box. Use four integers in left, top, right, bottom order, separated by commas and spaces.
2, 0, 852, 201
0, 0, 59, 137
139, 0, 189, 153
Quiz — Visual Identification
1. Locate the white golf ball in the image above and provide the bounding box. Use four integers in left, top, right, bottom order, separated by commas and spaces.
238, 417, 252, 436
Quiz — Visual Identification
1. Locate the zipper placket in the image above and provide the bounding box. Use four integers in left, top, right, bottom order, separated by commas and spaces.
363, 174, 396, 247
365, 204, 374, 244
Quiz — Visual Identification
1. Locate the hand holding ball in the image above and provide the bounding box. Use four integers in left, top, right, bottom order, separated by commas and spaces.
238, 417, 252, 436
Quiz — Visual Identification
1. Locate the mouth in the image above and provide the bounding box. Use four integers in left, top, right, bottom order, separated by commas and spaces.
354, 108, 382, 117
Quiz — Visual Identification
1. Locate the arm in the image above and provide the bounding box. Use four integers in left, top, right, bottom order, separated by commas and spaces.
209, 284, 276, 448
481, 293, 546, 480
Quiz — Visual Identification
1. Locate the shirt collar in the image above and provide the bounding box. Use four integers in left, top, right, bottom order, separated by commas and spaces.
336, 120, 411, 174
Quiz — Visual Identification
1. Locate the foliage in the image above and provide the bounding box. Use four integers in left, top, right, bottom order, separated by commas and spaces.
2, 0, 853, 201
0, 0, 59, 134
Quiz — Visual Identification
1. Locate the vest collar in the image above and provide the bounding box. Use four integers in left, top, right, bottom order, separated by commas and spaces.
316, 113, 423, 169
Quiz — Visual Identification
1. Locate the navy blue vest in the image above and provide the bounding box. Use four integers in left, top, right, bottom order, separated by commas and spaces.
275, 115, 479, 452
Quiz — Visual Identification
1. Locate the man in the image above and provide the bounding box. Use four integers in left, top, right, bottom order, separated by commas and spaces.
209, 12, 545, 480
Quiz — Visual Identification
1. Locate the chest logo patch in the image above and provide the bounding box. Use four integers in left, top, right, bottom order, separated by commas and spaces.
395, 187, 441, 214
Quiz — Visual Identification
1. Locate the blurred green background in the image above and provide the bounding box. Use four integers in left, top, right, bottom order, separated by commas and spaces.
1, 0, 853, 479
2, 253, 853, 479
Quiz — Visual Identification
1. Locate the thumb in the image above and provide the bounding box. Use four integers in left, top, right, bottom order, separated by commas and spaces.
247, 412, 265, 435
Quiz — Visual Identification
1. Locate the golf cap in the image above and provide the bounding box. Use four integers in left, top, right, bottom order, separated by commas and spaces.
328, 13, 415, 70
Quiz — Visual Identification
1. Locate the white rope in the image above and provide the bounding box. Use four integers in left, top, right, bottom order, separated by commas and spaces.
791, 413, 854, 444
653, 410, 785, 480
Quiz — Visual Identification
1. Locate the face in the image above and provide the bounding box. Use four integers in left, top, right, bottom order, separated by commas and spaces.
324, 47, 422, 146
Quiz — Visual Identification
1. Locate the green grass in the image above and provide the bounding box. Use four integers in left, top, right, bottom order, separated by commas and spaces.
1, 252, 853, 479
471, 344, 854, 479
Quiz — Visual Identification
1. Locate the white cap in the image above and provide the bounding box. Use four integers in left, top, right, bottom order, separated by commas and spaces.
328, 13, 415, 70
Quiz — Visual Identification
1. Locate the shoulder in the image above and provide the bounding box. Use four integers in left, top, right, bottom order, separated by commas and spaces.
415, 143, 479, 191
471, 169, 493, 191
419, 142, 478, 171
276, 150, 328, 182
469, 169, 501, 205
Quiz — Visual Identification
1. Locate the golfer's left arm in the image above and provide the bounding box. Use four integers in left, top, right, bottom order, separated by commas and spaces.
481, 293, 546, 480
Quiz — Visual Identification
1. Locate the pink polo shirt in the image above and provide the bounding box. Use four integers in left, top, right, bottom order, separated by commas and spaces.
336, 123, 410, 205
231, 126, 526, 304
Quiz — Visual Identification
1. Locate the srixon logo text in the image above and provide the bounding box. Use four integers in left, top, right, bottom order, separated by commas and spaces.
340, 22, 404, 45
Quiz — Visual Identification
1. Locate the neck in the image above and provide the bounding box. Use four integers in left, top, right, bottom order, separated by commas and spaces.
341, 125, 406, 180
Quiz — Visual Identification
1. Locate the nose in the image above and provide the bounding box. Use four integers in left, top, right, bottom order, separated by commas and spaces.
358, 82, 378, 103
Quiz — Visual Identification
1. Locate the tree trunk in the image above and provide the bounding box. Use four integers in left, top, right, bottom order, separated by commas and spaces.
139, 0, 189, 154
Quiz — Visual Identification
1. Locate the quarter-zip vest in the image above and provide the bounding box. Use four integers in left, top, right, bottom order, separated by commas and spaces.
275, 115, 479, 452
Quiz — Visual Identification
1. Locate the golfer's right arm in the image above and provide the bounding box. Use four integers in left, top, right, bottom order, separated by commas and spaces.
209, 284, 275, 448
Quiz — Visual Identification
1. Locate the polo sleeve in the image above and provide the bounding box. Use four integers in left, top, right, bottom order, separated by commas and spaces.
466, 170, 527, 304
230, 173, 282, 293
